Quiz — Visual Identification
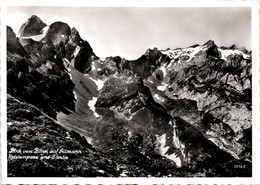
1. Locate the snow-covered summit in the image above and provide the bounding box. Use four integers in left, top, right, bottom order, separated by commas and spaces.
218, 48, 251, 60
161, 44, 204, 62
161, 40, 250, 63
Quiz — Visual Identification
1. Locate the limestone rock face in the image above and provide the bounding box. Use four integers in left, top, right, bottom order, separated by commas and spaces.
18, 15, 47, 37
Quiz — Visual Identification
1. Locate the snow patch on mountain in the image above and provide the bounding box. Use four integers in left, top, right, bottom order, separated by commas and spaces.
20, 25, 49, 41
153, 94, 160, 101
88, 76, 104, 91
160, 63, 167, 78
62, 58, 71, 70
161, 48, 179, 59
153, 93, 165, 103
110, 106, 145, 121
91, 61, 97, 71
218, 48, 250, 60
88, 97, 100, 118
73, 46, 81, 58
73, 91, 77, 100
161, 45, 203, 63
127, 131, 133, 141
157, 83, 168, 91
156, 134, 182, 167
120, 170, 129, 177
68, 72, 72, 80
85, 136, 93, 145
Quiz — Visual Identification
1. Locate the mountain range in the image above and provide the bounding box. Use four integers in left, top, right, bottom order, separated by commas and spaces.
6, 15, 252, 177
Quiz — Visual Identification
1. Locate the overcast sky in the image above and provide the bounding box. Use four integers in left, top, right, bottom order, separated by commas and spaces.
7, 6, 251, 59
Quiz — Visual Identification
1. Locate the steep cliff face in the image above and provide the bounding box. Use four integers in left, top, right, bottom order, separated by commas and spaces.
7, 21, 76, 118
7, 26, 30, 60
6, 15, 252, 177
154, 40, 252, 160
18, 15, 47, 37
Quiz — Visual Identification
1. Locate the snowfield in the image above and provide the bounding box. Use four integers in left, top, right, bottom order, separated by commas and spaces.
161, 45, 204, 63
20, 25, 49, 41
156, 134, 182, 167
218, 48, 250, 60
157, 83, 168, 91
86, 76, 105, 91
88, 97, 100, 118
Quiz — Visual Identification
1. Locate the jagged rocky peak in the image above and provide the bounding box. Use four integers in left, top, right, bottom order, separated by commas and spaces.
47, 21, 71, 36
69, 27, 82, 44
220, 44, 247, 52
203, 40, 220, 58
7, 26, 16, 41
145, 47, 159, 55
188, 44, 200, 48
16, 15, 95, 74
41, 21, 71, 46
7, 26, 29, 57
144, 47, 163, 61
228, 44, 249, 54
202, 39, 217, 47
18, 15, 47, 37
160, 40, 219, 62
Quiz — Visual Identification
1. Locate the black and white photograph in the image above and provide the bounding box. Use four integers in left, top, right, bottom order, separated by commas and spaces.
1, 0, 259, 184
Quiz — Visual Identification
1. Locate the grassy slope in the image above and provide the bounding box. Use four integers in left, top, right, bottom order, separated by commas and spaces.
7, 94, 118, 177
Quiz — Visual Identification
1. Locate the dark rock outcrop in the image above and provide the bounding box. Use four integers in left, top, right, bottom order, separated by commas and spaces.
7, 26, 30, 57
7, 25, 75, 118
18, 15, 47, 37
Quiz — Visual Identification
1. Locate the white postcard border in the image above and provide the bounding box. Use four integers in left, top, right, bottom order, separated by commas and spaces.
1, 0, 259, 184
